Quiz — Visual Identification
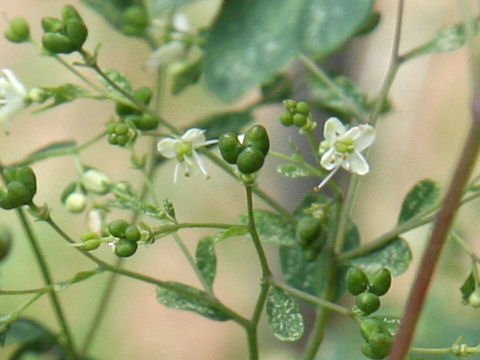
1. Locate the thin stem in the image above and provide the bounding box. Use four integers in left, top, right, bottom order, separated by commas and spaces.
388, 90, 480, 360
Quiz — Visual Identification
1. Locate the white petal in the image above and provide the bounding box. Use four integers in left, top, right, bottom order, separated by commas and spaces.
157, 138, 180, 158
323, 117, 345, 144
0, 99, 24, 123
320, 148, 343, 171
343, 151, 370, 175
173, 13, 191, 33
352, 124, 375, 151
173, 163, 180, 184
192, 150, 209, 178
2, 69, 27, 97
182, 128, 206, 147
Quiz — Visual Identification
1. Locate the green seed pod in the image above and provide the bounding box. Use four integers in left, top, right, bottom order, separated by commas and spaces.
108, 220, 129, 238
131, 114, 159, 131
236, 146, 265, 174
115, 135, 129, 146
115, 238, 138, 257
296, 216, 322, 246
279, 112, 293, 127
81, 239, 101, 251
5, 18, 30, 43
7, 181, 32, 206
133, 87, 152, 105
369, 268, 392, 296
295, 101, 310, 115
65, 20, 88, 50
62, 5, 83, 23
368, 333, 392, 359
42, 32, 75, 54
0, 227, 12, 261
283, 99, 297, 112
124, 225, 141, 242
107, 133, 118, 145
360, 318, 384, 342
346, 267, 369, 296
114, 123, 129, 135
122, 6, 149, 35
356, 292, 381, 315
293, 113, 306, 127
219, 132, 243, 164
106, 122, 116, 134
243, 125, 269, 156
361, 343, 385, 360
0, 188, 15, 210
15, 167, 36, 198
41, 17, 65, 33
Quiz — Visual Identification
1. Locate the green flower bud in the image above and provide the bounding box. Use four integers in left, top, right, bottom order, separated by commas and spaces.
62, 5, 83, 23
133, 87, 152, 105
0, 188, 15, 210
5, 18, 30, 43
131, 114, 159, 131
41, 17, 64, 33
356, 292, 381, 315
243, 125, 270, 156
81, 169, 111, 195
115, 135, 129, 146
15, 167, 36, 197
81, 239, 101, 251
283, 99, 297, 112
360, 318, 384, 342
236, 146, 265, 175
368, 333, 392, 359
219, 132, 243, 164
293, 113, 306, 127
369, 268, 392, 296
0, 227, 12, 262
115, 238, 138, 257
361, 343, 385, 360
296, 216, 321, 246
108, 220, 129, 238
114, 123, 129, 135
122, 6, 149, 35
7, 181, 32, 206
65, 192, 86, 213
65, 20, 88, 50
42, 32, 75, 54
295, 101, 310, 115
28, 88, 50, 103
124, 225, 141, 242
279, 112, 293, 127
346, 267, 369, 296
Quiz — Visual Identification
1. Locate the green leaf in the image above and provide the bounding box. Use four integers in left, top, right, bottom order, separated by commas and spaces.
213, 226, 249, 243
347, 237, 412, 277
260, 74, 292, 104
171, 58, 202, 95
193, 111, 253, 139
239, 210, 296, 246
413, 19, 480, 56
398, 179, 440, 224
2, 318, 54, 347
54, 269, 102, 291
276, 163, 311, 178
37, 84, 89, 111
100, 69, 133, 96
204, 0, 372, 101
266, 287, 304, 341
460, 272, 475, 304
105, 198, 165, 220
195, 237, 217, 287
22, 141, 76, 165
152, 0, 198, 13
156, 282, 230, 321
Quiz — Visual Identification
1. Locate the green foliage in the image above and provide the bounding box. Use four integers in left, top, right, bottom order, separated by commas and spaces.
203, 0, 373, 101
347, 237, 411, 277
398, 179, 439, 224
193, 111, 253, 140
37, 84, 89, 111
100, 69, 133, 96
276, 163, 311, 178
266, 287, 304, 341
195, 237, 217, 287
171, 59, 202, 95
213, 226, 249, 243
22, 141, 76, 165
460, 272, 475, 304
156, 282, 230, 321
239, 210, 296, 246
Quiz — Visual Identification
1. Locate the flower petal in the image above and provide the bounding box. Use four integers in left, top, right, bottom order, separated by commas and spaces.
343, 151, 369, 175
157, 138, 180, 158
182, 128, 207, 147
2, 69, 27, 97
323, 117, 345, 144
352, 124, 375, 151
192, 150, 209, 178
320, 147, 343, 171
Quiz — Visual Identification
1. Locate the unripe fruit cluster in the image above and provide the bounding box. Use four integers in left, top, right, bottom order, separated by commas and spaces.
114, 87, 158, 134
4, 18, 30, 43
218, 125, 270, 175
279, 99, 316, 132
296, 215, 327, 262
106, 122, 134, 147
108, 220, 142, 257
41, 5, 88, 54
359, 318, 393, 359
0, 166, 37, 210
346, 267, 391, 315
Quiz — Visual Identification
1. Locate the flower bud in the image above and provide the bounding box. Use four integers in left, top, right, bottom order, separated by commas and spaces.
65, 20, 88, 50
236, 146, 265, 174
219, 132, 243, 164
81, 169, 111, 195
28, 88, 50, 103
65, 192, 86, 213
42, 32, 75, 54
41, 17, 64, 33
4, 18, 30, 43
62, 5, 83, 23
243, 125, 270, 156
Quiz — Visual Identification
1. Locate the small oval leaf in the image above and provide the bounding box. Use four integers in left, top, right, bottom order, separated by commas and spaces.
398, 179, 439, 224
195, 237, 217, 287
266, 287, 304, 342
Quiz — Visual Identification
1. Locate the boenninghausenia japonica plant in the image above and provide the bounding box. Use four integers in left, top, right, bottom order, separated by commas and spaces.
1, 1, 480, 360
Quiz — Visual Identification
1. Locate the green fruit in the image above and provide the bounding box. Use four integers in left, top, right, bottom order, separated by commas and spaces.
15, 167, 36, 197
115, 239, 138, 257
107, 133, 118, 145
360, 318, 384, 342
293, 113, 306, 127
295, 101, 310, 115
236, 146, 265, 174
361, 343, 385, 359
346, 267, 369, 296
131, 114, 158, 131
122, 6, 149, 35
296, 216, 322, 246
5, 18, 30, 43
368, 333, 392, 358
65, 20, 88, 49
369, 268, 392, 296
356, 292, 381, 315
7, 181, 32, 206
124, 225, 141, 242
62, 5, 83, 23
42, 32, 74, 54
219, 132, 243, 164
243, 125, 269, 156
115, 135, 129, 146
0, 227, 12, 261
0, 188, 14, 210
114, 123, 129, 135
283, 99, 297, 112
82, 239, 101, 251
279, 112, 293, 126
133, 87, 152, 104
469, 289, 480, 307
41, 17, 64, 33
108, 220, 129, 238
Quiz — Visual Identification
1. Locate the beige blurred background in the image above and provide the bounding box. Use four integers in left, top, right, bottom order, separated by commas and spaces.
0, 1, 479, 359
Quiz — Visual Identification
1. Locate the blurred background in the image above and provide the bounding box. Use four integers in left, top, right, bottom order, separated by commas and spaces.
1, 0, 480, 359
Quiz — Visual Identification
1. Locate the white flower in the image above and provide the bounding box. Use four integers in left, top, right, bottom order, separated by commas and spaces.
157, 128, 217, 183
0, 69, 28, 126
81, 169, 112, 195
316, 117, 375, 190
145, 40, 187, 72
